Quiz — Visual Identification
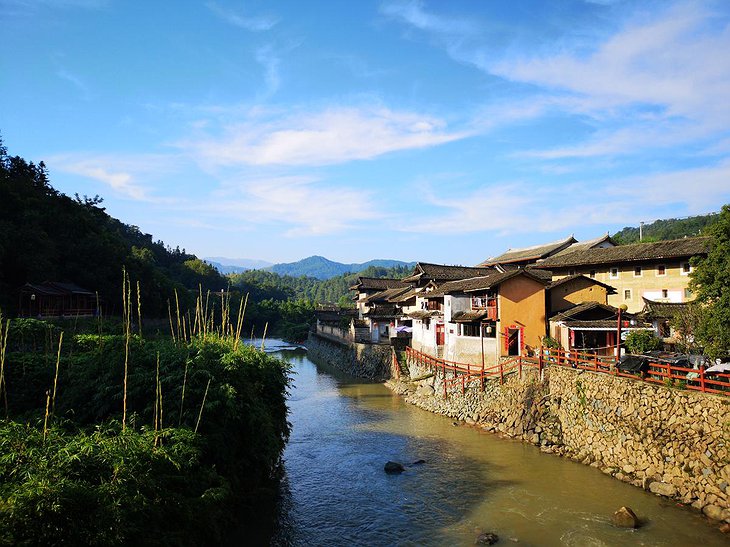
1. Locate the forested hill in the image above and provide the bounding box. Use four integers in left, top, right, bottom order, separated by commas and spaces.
0, 140, 226, 316
230, 264, 412, 307
612, 213, 719, 244
268, 255, 415, 279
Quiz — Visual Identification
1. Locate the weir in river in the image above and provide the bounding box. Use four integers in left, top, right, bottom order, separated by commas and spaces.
266, 340, 726, 546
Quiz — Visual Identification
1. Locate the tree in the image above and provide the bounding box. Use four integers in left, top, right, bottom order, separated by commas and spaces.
624, 330, 662, 354
690, 204, 730, 358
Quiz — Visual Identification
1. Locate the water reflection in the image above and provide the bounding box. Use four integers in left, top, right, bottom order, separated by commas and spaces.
270, 345, 726, 546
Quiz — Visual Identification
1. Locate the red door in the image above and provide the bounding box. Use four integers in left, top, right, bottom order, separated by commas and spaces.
436, 323, 445, 346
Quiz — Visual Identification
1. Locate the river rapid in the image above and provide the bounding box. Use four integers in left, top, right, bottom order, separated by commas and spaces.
265, 340, 725, 546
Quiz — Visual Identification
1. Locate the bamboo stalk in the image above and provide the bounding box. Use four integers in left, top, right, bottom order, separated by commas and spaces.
136, 280, 142, 337
261, 322, 268, 351
233, 293, 248, 351
42, 390, 51, 442
174, 289, 182, 343
179, 359, 188, 426
122, 268, 131, 431
194, 378, 211, 434
51, 331, 63, 417
0, 315, 9, 418
167, 300, 176, 343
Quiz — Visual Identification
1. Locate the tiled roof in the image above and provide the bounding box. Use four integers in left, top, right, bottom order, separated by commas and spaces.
551, 301, 619, 321
554, 234, 616, 256
534, 237, 710, 269
562, 320, 653, 329
349, 276, 410, 291
547, 274, 616, 293
641, 298, 691, 318
477, 235, 576, 266
363, 286, 411, 303
407, 310, 442, 319
403, 262, 495, 283
22, 282, 95, 296
451, 310, 490, 322
389, 287, 419, 303
428, 270, 548, 297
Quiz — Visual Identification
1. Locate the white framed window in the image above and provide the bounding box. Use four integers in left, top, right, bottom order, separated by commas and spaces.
609, 267, 619, 279
680, 261, 692, 276
624, 289, 632, 300
661, 289, 668, 299
656, 264, 666, 277
633, 266, 642, 277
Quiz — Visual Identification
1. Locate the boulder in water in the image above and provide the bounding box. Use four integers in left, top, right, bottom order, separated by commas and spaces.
412, 459, 426, 465
475, 532, 499, 544
384, 461, 405, 474
611, 506, 640, 528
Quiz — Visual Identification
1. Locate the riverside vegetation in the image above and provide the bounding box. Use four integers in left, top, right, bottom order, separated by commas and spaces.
0, 285, 291, 545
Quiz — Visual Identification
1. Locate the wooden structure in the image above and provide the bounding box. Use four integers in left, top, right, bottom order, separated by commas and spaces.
19, 282, 98, 318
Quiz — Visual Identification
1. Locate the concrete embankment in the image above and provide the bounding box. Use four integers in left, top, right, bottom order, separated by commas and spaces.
387, 359, 730, 526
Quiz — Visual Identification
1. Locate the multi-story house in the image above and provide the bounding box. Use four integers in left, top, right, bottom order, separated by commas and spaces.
533, 237, 710, 313
477, 234, 615, 268
412, 270, 548, 366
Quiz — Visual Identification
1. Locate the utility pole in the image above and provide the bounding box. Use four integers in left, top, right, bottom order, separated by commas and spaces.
639, 221, 644, 241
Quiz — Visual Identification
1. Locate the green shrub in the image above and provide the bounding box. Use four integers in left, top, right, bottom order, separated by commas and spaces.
624, 330, 662, 354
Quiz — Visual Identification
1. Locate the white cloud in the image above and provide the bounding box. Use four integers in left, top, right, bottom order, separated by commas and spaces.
56, 68, 91, 100
205, 1, 277, 31
180, 105, 468, 167
46, 153, 177, 201
403, 160, 730, 235
381, 0, 477, 36
201, 175, 382, 236
255, 45, 281, 97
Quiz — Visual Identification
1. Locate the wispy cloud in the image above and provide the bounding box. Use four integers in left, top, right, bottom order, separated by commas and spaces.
205, 1, 277, 31
255, 45, 281, 97
46, 153, 178, 201
56, 68, 92, 100
403, 159, 730, 235
179, 105, 469, 167
381, 0, 477, 35
202, 175, 382, 236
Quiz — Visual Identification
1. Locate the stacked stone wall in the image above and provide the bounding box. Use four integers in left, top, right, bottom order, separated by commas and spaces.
386, 358, 730, 524
306, 332, 393, 380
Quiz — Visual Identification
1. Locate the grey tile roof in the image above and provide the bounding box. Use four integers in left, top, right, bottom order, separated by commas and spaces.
477, 235, 576, 266
534, 237, 710, 269
403, 262, 495, 283
349, 277, 410, 291
428, 270, 548, 297
547, 274, 617, 293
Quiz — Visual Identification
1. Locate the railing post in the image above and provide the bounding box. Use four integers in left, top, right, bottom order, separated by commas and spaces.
700, 366, 706, 393
518, 355, 522, 378
500, 360, 504, 385
594, 353, 598, 372
538, 347, 543, 379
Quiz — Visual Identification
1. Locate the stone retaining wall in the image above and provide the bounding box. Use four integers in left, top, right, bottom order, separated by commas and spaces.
306, 332, 394, 380
387, 359, 730, 525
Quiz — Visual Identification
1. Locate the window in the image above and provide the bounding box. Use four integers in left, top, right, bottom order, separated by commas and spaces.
589, 270, 596, 279
656, 264, 666, 276
681, 262, 692, 275
661, 289, 668, 299
634, 266, 642, 277
610, 267, 619, 279
461, 323, 480, 337
624, 289, 632, 300
685, 288, 693, 299
568, 269, 576, 276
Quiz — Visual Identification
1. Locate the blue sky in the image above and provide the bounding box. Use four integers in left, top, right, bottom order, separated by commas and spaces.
2, 0, 730, 266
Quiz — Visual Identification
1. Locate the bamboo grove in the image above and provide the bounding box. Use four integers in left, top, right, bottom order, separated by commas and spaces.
0, 271, 292, 545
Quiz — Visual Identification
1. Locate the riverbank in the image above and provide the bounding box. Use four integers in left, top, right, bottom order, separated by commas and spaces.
386, 358, 730, 531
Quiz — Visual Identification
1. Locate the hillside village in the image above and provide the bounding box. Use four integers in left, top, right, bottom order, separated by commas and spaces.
316, 234, 711, 367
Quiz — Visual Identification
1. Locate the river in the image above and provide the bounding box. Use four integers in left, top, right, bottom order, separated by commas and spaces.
264, 340, 726, 546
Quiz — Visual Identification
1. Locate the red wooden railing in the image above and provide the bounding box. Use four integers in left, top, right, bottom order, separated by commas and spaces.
404, 346, 730, 398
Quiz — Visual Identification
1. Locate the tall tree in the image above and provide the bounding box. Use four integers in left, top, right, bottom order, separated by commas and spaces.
690, 204, 730, 358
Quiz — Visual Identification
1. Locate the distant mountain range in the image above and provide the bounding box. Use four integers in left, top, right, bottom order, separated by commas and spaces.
205, 255, 415, 279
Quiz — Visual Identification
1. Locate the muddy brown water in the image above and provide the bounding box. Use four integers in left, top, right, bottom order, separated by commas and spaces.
264, 341, 726, 546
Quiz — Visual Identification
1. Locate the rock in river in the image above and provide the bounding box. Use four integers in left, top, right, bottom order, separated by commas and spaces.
475, 532, 499, 544
384, 461, 405, 474
611, 506, 640, 529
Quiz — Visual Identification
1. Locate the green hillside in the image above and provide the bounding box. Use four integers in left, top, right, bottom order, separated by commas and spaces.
269, 255, 415, 279
612, 213, 719, 244
0, 140, 226, 316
